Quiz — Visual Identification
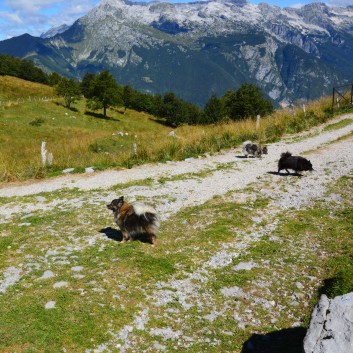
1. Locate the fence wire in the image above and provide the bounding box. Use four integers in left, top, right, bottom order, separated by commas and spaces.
332, 84, 353, 110
0, 96, 56, 107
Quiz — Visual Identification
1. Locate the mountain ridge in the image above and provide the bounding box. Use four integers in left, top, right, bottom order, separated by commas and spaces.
1, 0, 352, 106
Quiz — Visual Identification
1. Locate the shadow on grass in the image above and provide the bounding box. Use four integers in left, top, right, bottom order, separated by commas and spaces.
241, 327, 306, 353
100, 227, 122, 242
85, 111, 120, 121
317, 276, 353, 299
99, 227, 154, 244
235, 155, 262, 159
53, 101, 79, 112
267, 171, 303, 177
149, 117, 174, 127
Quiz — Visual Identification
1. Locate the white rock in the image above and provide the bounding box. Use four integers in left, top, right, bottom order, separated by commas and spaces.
0, 267, 22, 293
167, 131, 177, 138
45, 301, 56, 309
38, 270, 55, 280
221, 286, 247, 298
53, 281, 69, 288
303, 293, 353, 353
295, 281, 304, 289
233, 261, 256, 271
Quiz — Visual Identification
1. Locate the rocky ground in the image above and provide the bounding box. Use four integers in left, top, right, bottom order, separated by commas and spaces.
0, 114, 353, 352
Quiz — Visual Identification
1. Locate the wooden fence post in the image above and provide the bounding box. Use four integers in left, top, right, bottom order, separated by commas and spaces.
41, 142, 47, 167
256, 115, 261, 130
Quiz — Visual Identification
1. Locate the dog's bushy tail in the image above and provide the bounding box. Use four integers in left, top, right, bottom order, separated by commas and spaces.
133, 203, 160, 231
144, 213, 160, 236
280, 151, 292, 160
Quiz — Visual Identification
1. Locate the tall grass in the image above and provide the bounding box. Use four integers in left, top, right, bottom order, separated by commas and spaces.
0, 76, 341, 182
0, 75, 53, 100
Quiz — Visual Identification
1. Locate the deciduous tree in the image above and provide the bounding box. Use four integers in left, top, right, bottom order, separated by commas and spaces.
55, 77, 81, 109
222, 84, 273, 120
86, 70, 121, 119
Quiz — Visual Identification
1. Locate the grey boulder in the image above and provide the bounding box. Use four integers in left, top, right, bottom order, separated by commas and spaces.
303, 292, 353, 353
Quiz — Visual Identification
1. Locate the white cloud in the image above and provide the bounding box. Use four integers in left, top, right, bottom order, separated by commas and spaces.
0, 0, 99, 39
287, 2, 306, 8
327, 0, 353, 6
4, 0, 62, 13
0, 10, 23, 24
45, 0, 99, 28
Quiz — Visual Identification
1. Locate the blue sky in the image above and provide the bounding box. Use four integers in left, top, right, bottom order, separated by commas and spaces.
0, 0, 352, 41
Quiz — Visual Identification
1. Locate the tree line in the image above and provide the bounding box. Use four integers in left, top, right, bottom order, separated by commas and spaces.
0, 54, 61, 86
66, 70, 273, 125
1, 54, 274, 125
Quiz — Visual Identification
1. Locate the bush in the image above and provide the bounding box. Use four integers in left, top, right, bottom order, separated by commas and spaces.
29, 117, 45, 126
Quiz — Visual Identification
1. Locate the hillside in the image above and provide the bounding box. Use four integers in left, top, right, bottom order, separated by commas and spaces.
0, 76, 175, 182
2, 75, 343, 185
0, 113, 352, 352
0, 75, 53, 100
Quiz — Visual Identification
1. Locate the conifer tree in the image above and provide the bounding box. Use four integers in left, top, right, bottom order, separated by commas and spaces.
204, 94, 224, 123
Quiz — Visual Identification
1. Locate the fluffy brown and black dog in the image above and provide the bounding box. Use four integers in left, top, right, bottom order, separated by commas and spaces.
107, 196, 160, 245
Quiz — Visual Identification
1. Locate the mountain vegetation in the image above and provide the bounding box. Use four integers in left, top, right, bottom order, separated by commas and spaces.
0, 54, 273, 125
79, 70, 274, 126
55, 77, 82, 109
0, 54, 57, 85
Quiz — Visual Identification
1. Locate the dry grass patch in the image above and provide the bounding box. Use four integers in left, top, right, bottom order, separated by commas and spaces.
0, 75, 53, 100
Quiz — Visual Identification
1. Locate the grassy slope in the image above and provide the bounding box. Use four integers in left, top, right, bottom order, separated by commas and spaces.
0, 75, 337, 183
0, 76, 174, 181
0, 76, 53, 100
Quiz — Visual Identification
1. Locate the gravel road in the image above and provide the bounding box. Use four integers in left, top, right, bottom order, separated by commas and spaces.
1, 114, 353, 221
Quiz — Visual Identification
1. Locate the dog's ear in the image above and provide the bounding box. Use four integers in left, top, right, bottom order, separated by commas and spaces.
113, 197, 124, 208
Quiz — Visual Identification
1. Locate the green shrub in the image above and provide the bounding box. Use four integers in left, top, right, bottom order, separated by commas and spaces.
29, 117, 45, 126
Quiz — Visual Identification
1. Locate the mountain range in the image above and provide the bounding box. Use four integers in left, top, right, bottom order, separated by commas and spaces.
1, 0, 353, 107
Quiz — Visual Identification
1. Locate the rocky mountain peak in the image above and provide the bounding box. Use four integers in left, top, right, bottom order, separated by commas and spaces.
40, 24, 71, 39
1, 0, 353, 107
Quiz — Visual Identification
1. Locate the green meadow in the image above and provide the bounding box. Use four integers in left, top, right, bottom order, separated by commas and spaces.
0, 75, 335, 183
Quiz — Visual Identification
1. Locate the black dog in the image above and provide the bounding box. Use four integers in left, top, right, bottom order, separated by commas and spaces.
278, 152, 313, 175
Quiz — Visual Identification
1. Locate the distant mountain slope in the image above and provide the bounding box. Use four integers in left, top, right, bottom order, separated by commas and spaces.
40, 24, 71, 39
1, 0, 353, 106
